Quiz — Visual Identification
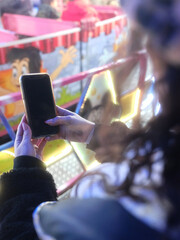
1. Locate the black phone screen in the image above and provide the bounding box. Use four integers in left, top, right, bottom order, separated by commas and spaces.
20, 74, 59, 138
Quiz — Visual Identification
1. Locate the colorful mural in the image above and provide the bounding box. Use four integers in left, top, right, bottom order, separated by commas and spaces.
0, 11, 129, 180
0, 13, 128, 135
0, 45, 78, 118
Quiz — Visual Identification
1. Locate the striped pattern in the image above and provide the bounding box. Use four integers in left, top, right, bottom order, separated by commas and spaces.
0, 52, 146, 107
0, 15, 127, 64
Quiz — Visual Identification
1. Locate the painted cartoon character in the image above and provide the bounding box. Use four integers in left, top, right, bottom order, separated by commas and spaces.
7, 47, 42, 93
0, 46, 77, 117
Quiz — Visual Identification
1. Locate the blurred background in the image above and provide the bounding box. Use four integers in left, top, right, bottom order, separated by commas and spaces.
0, 0, 156, 197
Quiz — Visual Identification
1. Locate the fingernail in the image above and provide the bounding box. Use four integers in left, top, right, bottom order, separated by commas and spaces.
45, 119, 52, 123
23, 123, 28, 130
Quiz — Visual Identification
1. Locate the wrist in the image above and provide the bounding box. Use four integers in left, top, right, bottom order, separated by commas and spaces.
15, 153, 35, 158
13, 155, 46, 170
85, 123, 95, 144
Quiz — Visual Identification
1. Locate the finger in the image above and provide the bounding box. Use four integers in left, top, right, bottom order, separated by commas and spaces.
17, 114, 26, 129
17, 113, 27, 133
37, 138, 46, 148
22, 123, 32, 142
15, 122, 23, 144
45, 135, 61, 141
15, 115, 29, 147
36, 138, 47, 156
45, 116, 73, 126
36, 138, 44, 146
31, 138, 42, 146
31, 139, 37, 145
56, 106, 74, 116
21, 114, 28, 124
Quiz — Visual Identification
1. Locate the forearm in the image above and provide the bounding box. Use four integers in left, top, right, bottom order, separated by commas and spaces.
0, 156, 57, 239
0, 155, 57, 204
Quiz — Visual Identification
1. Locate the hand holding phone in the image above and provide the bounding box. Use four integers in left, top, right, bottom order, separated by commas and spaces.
15, 115, 47, 159
45, 106, 95, 143
20, 73, 59, 138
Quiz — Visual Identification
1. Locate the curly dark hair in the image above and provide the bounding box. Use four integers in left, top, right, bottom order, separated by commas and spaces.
77, 0, 180, 236
121, 0, 180, 52
118, 0, 180, 233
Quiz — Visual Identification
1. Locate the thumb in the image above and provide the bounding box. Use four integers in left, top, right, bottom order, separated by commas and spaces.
22, 123, 32, 142
45, 116, 73, 126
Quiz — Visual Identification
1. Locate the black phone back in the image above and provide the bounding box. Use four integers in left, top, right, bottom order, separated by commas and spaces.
20, 73, 59, 138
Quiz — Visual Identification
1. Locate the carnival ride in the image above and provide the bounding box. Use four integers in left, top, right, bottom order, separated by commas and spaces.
0, 6, 128, 133
0, 6, 157, 196
0, 51, 156, 195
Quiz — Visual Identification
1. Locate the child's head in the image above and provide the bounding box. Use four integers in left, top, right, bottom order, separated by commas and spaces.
41, 0, 55, 6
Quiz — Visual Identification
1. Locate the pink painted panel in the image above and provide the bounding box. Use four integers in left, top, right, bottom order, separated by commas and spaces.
2, 14, 79, 37
0, 30, 17, 43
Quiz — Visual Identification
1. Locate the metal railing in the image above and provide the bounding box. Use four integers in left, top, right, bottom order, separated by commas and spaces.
0, 51, 147, 151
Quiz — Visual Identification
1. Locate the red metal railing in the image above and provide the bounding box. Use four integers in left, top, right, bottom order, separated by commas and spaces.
0, 51, 146, 107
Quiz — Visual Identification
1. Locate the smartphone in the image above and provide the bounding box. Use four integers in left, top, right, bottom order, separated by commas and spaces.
20, 73, 59, 138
